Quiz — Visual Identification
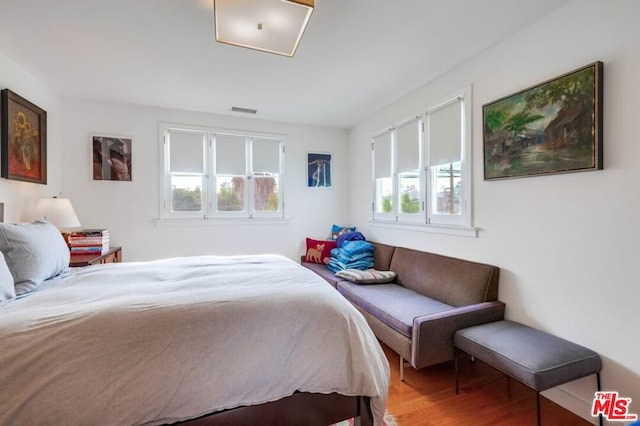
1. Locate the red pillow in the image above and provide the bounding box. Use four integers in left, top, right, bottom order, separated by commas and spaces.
304, 238, 337, 265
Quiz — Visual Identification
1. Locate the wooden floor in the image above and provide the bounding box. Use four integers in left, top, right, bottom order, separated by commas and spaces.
381, 343, 593, 426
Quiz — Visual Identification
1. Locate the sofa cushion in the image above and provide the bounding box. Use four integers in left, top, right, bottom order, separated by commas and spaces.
301, 261, 342, 288
371, 242, 395, 271
389, 247, 499, 307
337, 281, 453, 338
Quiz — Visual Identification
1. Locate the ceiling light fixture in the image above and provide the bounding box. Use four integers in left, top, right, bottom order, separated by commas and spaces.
214, 0, 314, 57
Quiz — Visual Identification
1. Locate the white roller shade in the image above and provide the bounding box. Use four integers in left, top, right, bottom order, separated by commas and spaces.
253, 138, 281, 173
396, 118, 420, 173
428, 98, 462, 166
169, 130, 205, 173
216, 134, 246, 175
373, 131, 392, 179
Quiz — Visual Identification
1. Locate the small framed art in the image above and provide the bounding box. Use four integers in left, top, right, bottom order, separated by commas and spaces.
92, 135, 132, 181
307, 152, 332, 188
0, 89, 47, 184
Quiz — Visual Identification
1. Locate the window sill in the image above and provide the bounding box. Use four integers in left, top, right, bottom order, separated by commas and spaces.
153, 217, 291, 227
369, 220, 477, 237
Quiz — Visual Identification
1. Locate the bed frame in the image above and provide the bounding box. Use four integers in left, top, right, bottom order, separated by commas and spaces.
176, 392, 373, 426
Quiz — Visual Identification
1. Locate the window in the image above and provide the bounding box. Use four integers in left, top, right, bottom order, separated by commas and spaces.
161, 124, 284, 220
371, 86, 472, 229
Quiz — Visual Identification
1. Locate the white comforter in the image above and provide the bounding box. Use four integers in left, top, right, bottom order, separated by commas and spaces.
0, 255, 389, 425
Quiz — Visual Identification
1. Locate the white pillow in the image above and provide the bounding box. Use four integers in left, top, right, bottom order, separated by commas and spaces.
0, 251, 16, 305
0, 219, 70, 296
335, 268, 397, 284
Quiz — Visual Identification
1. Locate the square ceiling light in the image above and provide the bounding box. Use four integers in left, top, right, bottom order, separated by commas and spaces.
214, 0, 314, 57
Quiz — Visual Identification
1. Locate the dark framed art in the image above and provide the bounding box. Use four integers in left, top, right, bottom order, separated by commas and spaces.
92, 135, 132, 181
1, 89, 47, 184
483, 61, 603, 180
307, 152, 332, 188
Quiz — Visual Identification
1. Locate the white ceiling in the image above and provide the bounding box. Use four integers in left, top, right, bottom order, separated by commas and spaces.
0, 0, 572, 129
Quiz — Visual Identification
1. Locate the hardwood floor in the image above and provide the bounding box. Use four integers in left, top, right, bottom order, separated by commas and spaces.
381, 343, 593, 426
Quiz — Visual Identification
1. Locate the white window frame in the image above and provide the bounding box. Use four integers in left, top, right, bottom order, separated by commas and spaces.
370, 85, 473, 234
160, 123, 285, 220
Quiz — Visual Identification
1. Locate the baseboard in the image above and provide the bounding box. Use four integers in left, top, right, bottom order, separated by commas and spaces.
543, 386, 598, 425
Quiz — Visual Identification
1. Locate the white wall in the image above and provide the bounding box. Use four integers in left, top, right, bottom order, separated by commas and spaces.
348, 0, 639, 422
61, 100, 350, 261
0, 52, 63, 221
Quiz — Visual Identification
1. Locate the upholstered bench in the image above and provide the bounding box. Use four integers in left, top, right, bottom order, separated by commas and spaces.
454, 320, 602, 426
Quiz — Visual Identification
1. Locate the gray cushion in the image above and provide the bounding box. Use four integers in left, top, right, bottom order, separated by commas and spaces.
335, 268, 397, 284
301, 261, 342, 288
0, 219, 70, 296
337, 281, 453, 337
454, 320, 602, 391
0, 251, 16, 305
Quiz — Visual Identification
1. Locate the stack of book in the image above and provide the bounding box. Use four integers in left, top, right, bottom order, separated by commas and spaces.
67, 229, 110, 255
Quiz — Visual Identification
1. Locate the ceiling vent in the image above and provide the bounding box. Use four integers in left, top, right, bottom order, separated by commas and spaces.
231, 106, 258, 114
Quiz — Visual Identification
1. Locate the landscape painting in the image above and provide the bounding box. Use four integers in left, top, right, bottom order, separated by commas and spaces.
483, 61, 603, 180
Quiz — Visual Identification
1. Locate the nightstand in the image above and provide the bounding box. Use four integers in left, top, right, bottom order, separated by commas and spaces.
69, 246, 122, 267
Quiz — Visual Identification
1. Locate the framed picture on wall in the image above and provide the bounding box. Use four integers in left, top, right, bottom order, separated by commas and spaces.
482, 61, 603, 180
307, 152, 332, 188
92, 135, 132, 181
0, 89, 47, 184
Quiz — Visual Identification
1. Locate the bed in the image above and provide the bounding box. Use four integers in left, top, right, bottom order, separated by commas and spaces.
0, 220, 389, 426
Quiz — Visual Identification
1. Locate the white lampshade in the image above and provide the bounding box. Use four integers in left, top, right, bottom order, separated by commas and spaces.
35, 197, 82, 231
214, 0, 314, 57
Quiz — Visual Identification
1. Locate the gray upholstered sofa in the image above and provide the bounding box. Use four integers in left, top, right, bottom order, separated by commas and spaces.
302, 242, 505, 379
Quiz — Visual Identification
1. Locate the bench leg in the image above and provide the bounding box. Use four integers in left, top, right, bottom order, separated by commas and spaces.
400, 356, 404, 382
454, 347, 459, 394
597, 372, 603, 426
536, 392, 541, 426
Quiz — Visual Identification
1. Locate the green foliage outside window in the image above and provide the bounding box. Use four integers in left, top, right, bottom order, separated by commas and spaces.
401, 192, 420, 213
217, 181, 243, 211
172, 186, 201, 211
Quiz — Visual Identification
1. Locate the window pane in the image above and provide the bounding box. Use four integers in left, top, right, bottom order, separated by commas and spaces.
216, 134, 246, 175
171, 175, 203, 212
254, 174, 279, 212
397, 119, 420, 173
428, 98, 462, 166
253, 138, 280, 173
216, 176, 245, 212
399, 173, 420, 214
375, 177, 393, 214
373, 131, 392, 179
433, 162, 461, 215
169, 130, 205, 173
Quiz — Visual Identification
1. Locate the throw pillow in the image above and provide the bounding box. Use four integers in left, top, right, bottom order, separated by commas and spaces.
335, 268, 397, 284
331, 224, 356, 240
0, 219, 70, 296
305, 238, 337, 265
0, 252, 16, 305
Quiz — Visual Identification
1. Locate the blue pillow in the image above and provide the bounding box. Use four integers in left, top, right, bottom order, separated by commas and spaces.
331, 224, 356, 240
0, 219, 70, 296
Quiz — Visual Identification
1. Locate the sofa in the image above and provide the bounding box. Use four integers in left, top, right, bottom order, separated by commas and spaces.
302, 242, 505, 379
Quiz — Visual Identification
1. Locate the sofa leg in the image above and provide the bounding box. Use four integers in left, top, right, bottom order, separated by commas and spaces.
400, 356, 404, 382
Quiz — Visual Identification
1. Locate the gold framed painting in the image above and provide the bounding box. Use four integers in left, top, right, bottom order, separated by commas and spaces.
483, 61, 603, 180
1, 89, 47, 184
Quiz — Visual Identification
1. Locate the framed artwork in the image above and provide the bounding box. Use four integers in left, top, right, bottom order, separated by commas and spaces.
0, 89, 47, 184
307, 152, 332, 188
92, 135, 132, 181
483, 61, 603, 180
